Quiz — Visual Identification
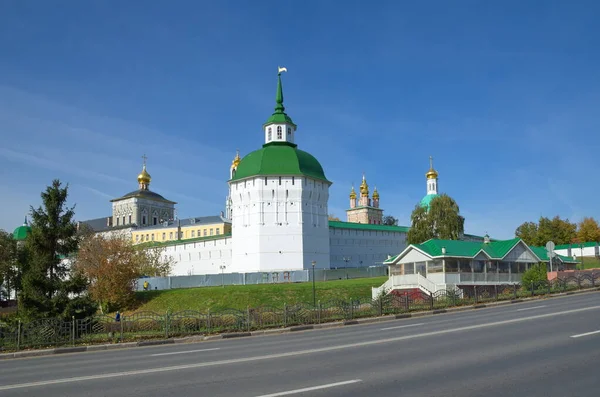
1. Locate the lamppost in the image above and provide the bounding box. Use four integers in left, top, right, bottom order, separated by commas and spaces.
580, 243, 585, 270
219, 264, 226, 287
311, 260, 317, 307
343, 256, 351, 279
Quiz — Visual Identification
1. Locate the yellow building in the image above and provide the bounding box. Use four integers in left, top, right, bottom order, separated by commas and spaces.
131, 216, 231, 244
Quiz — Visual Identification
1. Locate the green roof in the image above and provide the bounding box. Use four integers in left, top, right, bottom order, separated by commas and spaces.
384, 237, 579, 264
420, 193, 438, 209
139, 233, 232, 249
13, 218, 31, 241
231, 142, 329, 182
555, 241, 599, 250
328, 220, 410, 233
264, 73, 296, 127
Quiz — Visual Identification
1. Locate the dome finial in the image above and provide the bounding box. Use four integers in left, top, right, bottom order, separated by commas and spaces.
350, 184, 357, 199
274, 66, 287, 114
24, 216, 28, 226
231, 149, 242, 169
137, 154, 151, 190
373, 186, 379, 200
426, 155, 438, 179
360, 173, 369, 196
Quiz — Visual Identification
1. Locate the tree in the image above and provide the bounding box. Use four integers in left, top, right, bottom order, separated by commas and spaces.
383, 215, 398, 226
515, 222, 539, 246
407, 194, 464, 244
0, 230, 17, 300
577, 217, 600, 243
19, 180, 96, 320
515, 216, 577, 246
328, 214, 341, 221
75, 234, 173, 312
521, 263, 548, 289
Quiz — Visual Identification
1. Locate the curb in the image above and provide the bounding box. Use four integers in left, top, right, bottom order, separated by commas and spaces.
1, 287, 598, 360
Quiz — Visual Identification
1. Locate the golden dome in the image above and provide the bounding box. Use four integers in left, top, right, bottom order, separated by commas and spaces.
426, 156, 438, 179
231, 150, 241, 169
137, 165, 151, 185
360, 174, 369, 196
349, 185, 357, 199
372, 187, 380, 200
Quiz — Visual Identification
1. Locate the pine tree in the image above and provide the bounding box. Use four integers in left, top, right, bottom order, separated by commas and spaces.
19, 180, 96, 319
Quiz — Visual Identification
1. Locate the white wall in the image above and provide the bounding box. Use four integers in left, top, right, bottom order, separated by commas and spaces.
329, 228, 407, 267
162, 236, 232, 276
230, 176, 330, 272
555, 245, 598, 258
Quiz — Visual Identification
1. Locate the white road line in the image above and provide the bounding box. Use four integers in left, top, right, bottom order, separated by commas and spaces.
254, 380, 362, 397
516, 305, 547, 312
570, 330, 600, 338
381, 323, 425, 331
1, 304, 599, 391
150, 348, 221, 357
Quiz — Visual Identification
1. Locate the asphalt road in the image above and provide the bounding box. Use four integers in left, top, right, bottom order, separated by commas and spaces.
1, 292, 599, 397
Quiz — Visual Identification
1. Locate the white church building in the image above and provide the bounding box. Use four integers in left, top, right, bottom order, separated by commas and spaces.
75, 70, 485, 276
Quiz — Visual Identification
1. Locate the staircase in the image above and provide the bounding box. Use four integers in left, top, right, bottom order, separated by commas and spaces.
371, 274, 446, 300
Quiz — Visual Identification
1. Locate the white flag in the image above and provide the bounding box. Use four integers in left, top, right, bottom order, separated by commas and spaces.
278, 66, 288, 73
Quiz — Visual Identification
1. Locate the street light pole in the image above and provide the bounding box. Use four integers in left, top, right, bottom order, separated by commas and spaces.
343, 256, 351, 279
311, 260, 316, 307
219, 264, 226, 288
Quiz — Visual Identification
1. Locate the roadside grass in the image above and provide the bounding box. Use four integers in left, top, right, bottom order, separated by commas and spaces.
131, 277, 388, 313
581, 256, 600, 269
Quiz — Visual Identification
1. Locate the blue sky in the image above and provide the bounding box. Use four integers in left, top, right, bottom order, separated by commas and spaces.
0, 0, 599, 239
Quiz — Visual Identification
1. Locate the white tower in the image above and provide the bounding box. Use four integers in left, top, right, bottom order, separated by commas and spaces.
229, 69, 331, 272
426, 156, 438, 195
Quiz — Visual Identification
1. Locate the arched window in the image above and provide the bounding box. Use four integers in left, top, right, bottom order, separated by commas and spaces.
268, 127, 272, 141
287, 127, 291, 135
277, 126, 282, 139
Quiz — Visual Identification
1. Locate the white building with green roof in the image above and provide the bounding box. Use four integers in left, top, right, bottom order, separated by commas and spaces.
373, 237, 579, 298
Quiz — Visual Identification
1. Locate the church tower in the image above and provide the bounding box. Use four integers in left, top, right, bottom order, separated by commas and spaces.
346, 174, 383, 224
225, 150, 241, 220
110, 156, 177, 227
229, 68, 331, 272
420, 156, 439, 210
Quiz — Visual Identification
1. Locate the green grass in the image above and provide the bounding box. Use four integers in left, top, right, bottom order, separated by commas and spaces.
132, 277, 387, 313
581, 256, 600, 269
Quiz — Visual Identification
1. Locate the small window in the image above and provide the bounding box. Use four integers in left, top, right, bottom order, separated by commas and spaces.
151, 234, 155, 241
142, 216, 147, 225
191, 230, 195, 237
204, 229, 207, 236
122, 216, 125, 225
210, 228, 214, 236
153, 217, 158, 225
279, 176, 282, 185
169, 232, 173, 239
277, 126, 282, 139
216, 228, 220, 234
140, 235, 144, 242
135, 235, 140, 242
264, 177, 268, 185
128, 215, 132, 224
162, 232, 166, 240
287, 127, 291, 135
292, 177, 295, 185
197, 229, 201, 236
268, 127, 272, 140
116, 218, 120, 226
146, 234, 149, 241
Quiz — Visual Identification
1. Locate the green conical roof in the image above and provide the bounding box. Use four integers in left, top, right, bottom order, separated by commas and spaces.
13, 216, 32, 241
420, 193, 438, 210
264, 73, 296, 127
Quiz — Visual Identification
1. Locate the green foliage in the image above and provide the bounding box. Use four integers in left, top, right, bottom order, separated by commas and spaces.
18, 179, 96, 320
515, 216, 577, 246
521, 263, 548, 288
407, 194, 465, 244
0, 230, 18, 299
383, 215, 398, 226
577, 217, 600, 243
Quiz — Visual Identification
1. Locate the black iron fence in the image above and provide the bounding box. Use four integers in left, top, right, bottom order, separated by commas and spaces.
1, 274, 598, 352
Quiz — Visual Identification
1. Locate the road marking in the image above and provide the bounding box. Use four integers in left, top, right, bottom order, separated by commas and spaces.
570, 330, 600, 338
381, 323, 425, 331
150, 348, 220, 357
254, 380, 362, 397
1, 304, 599, 391
516, 305, 547, 312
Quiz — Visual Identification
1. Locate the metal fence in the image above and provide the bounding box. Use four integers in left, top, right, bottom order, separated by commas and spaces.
136, 266, 388, 291
1, 274, 598, 352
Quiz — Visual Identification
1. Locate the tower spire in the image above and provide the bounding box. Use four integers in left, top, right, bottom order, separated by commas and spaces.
274, 73, 285, 114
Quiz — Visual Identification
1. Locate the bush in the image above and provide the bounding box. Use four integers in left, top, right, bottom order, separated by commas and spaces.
521, 263, 548, 289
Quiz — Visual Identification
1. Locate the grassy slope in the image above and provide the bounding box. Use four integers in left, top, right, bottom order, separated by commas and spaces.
582, 256, 600, 269
132, 277, 387, 313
